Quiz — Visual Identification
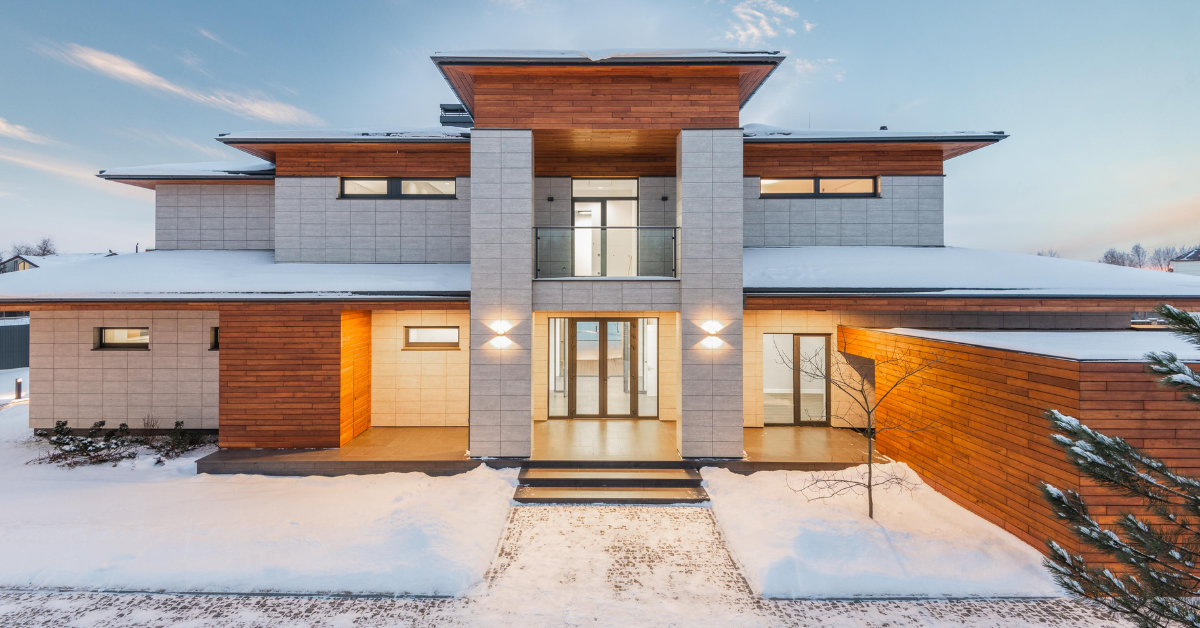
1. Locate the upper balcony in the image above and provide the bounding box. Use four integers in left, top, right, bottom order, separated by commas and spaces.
534, 226, 679, 279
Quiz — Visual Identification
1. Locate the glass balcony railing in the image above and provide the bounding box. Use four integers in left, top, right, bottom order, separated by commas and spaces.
534, 226, 679, 279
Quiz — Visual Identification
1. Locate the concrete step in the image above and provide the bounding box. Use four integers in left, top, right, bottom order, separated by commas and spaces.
518, 467, 702, 487
512, 485, 709, 505
521, 459, 696, 470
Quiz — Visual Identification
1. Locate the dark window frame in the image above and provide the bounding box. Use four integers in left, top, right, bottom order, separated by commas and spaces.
759, 176, 879, 199
338, 177, 457, 200
403, 326, 461, 350
93, 327, 151, 351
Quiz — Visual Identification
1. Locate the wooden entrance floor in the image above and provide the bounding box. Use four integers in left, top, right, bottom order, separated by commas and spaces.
195, 422, 876, 476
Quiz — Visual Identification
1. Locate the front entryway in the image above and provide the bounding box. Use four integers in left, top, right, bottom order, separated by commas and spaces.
549, 317, 658, 418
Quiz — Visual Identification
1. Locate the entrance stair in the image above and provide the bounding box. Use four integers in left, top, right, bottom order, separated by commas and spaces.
513, 462, 708, 504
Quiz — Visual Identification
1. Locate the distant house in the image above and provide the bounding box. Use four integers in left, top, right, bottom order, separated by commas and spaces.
0, 252, 118, 274
1172, 248, 1200, 276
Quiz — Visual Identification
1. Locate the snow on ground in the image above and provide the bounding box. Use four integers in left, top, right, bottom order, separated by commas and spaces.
0, 367, 28, 403
0, 402, 516, 596
0, 507, 1127, 627
703, 464, 1060, 598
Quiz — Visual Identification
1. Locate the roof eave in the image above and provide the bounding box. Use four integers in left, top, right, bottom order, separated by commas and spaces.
214, 135, 470, 145
742, 134, 1008, 144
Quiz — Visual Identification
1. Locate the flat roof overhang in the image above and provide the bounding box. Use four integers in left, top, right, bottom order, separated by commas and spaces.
96, 174, 275, 190
431, 52, 785, 117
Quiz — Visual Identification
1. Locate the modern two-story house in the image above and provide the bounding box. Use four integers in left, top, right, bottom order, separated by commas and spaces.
5, 49, 1200, 562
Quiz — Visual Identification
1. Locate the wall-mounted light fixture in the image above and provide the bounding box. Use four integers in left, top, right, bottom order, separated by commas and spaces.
489, 320, 514, 348
700, 320, 723, 349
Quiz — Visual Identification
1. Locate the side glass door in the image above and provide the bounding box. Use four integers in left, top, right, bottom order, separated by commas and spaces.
606, 320, 633, 415
570, 321, 601, 416
762, 333, 830, 426
573, 202, 603, 277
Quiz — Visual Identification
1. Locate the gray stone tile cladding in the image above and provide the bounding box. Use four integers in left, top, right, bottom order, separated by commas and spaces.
678, 129, 744, 459
272, 177, 471, 263
470, 130, 533, 458
742, 175, 944, 247
154, 184, 274, 250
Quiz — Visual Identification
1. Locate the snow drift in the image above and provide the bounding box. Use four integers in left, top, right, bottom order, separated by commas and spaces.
0, 402, 515, 596
703, 464, 1060, 598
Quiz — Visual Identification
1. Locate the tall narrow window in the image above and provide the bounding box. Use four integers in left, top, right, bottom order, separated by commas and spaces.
548, 318, 569, 417
210, 327, 220, 351
637, 318, 658, 417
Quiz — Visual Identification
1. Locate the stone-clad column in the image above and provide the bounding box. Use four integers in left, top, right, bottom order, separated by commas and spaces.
677, 129, 744, 458
469, 129, 534, 458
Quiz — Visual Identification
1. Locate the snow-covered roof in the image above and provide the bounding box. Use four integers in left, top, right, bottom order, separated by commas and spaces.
742, 123, 1007, 143
1173, 248, 1200, 262
4, 252, 118, 268
743, 246, 1200, 297
430, 49, 784, 64
97, 160, 274, 180
878, 329, 1200, 362
216, 127, 471, 143
0, 251, 470, 301
0, 317, 29, 327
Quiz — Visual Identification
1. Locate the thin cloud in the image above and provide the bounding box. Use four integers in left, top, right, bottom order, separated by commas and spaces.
198, 28, 245, 55
794, 57, 843, 80
179, 50, 211, 76
489, 0, 533, 8
0, 147, 149, 200
36, 42, 323, 126
725, 0, 802, 46
803, 20, 816, 32
115, 128, 233, 160
0, 117, 54, 145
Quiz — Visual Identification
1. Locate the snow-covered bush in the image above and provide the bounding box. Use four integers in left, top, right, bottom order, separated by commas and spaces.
31, 420, 138, 467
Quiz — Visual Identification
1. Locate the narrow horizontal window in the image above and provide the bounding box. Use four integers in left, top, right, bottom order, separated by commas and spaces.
400, 179, 456, 196
95, 327, 149, 350
572, 178, 638, 198
338, 178, 457, 199
760, 178, 814, 196
342, 179, 389, 196
819, 178, 876, 195
760, 177, 877, 198
404, 326, 460, 350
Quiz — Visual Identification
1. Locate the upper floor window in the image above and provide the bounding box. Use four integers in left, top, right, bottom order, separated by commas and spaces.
760, 177, 878, 198
94, 327, 149, 351
339, 178, 456, 199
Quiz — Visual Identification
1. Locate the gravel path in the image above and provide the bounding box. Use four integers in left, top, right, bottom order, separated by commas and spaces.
0, 506, 1130, 628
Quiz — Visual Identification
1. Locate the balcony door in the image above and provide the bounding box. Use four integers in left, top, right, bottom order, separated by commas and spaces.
572, 178, 638, 277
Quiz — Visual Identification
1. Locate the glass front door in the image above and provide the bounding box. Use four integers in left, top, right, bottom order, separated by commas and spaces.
562, 317, 648, 418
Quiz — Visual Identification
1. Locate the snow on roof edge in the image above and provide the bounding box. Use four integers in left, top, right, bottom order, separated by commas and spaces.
98, 160, 274, 179
217, 127, 471, 143
742, 123, 1006, 143
875, 328, 1200, 362
431, 49, 784, 63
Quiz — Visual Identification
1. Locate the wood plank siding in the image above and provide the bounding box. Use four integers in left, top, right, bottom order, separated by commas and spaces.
462, 66, 743, 129
340, 311, 372, 445
218, 303, 343, 449
839, 327, 1200, 567
744, 143, 946, 177
224, 143, 472, 177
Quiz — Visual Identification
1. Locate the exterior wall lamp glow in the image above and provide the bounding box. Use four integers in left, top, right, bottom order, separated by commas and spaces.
489, 320, 513, 348
700, 320, 723, 349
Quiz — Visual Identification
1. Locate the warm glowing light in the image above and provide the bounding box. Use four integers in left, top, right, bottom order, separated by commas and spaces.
701, 336, 723, 349
490, 320, 513, 335
490, 336, 514, 349
700, 320, 723, 335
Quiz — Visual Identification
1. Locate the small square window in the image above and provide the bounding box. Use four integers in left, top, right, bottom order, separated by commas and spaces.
94, 327, 150, 350
404, 326, 460, 350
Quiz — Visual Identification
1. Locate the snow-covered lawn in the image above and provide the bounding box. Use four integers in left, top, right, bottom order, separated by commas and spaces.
0, 367, 28, 403
0, 402, 516, 596
703, 464, 1060, 598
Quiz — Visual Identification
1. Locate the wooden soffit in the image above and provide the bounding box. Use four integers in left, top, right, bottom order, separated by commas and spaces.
533, 129, 678, 177
102, 178, 273, 190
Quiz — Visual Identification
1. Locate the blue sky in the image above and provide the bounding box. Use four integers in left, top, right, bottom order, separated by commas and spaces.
0, 0, 1197, 260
